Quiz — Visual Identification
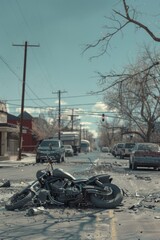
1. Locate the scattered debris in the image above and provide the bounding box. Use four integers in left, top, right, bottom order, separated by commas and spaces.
135, 175, 151, 181
129, 202, 142, 210
0, 180, 11, 188
113, 161, 122, 167
27, 206, 47, 216
144, 205, 155, 209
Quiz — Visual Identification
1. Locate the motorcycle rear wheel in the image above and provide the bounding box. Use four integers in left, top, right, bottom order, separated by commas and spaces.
90, 183, 123, 209
5, 189, 34, 211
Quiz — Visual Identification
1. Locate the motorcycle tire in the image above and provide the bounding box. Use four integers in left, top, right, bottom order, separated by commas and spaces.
5, 189, 34, 211
90, 183, 123, 209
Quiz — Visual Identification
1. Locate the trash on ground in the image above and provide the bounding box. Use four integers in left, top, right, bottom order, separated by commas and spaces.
0, 180, 11, 188
27, 206, 47, 216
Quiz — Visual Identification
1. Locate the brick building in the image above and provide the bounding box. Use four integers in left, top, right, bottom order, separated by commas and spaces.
8, 111, 38, 152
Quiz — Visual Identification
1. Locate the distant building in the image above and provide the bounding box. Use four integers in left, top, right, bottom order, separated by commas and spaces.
0, 101, 18, 160
8, 111, 38, 152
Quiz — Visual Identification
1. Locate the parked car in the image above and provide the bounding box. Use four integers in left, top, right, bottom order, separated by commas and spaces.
111, 144, 117, 156
119, 142, 135, 159
36, 139, 65, 163
64, 145, 74, 157
101, 147, 109, 153
129, 142, 160, 170
113, 143, 125, 157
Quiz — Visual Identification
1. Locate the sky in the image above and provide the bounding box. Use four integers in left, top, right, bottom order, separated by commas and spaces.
1, 0, 160, 137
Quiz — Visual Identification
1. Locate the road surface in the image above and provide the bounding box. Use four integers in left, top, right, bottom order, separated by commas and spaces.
0, 151, 160, 240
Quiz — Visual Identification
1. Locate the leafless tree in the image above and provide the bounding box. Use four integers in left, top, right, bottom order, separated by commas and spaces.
103, 48, 160, 142
84, 1, 160, 142
84, 0, 160, 58
98, 117, 123, 148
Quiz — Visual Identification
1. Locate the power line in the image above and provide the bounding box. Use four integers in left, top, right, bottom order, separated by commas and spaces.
6, 102, 100, 109
0, 53, 50, 108
4, 93, 102, 102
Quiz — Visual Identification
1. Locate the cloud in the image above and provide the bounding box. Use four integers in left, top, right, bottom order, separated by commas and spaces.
89, 129, 98, 138
80, 121, 92, 127
15, 107, 57, 116
55, 100, 67, 105
92, 101, 108, 112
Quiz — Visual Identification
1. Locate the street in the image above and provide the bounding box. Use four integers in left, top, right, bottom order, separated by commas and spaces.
0, 151, 160, 240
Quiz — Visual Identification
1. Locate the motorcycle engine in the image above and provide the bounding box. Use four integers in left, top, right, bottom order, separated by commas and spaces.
57, 186, 81, 203
50, 180, 81, 203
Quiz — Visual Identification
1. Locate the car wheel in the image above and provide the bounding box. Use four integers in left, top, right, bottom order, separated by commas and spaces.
129, 161, 132, 169
132, 161, 137, 170
36, 157, 40, 163
62, 155, 65, 162
57, 157, 62, 163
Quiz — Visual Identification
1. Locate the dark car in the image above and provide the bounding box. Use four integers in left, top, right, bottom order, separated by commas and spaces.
129, 142, 160, 170
36, 139, 65, 163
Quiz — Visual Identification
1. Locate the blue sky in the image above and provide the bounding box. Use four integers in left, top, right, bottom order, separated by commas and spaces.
1, 0, 160, 137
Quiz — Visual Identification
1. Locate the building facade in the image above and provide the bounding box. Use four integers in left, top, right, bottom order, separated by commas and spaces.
8, 111, 38, 152
0, 102, 18, 160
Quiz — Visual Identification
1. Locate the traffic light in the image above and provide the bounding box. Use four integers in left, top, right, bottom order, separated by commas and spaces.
102, 114, 105, 122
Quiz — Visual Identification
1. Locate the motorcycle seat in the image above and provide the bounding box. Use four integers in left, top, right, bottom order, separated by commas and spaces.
72, 179, 87, 184
53, 168, 76, 180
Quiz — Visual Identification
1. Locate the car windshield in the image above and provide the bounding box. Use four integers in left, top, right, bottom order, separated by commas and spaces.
117, 144, 124, 148
125, 143, 135, 148
137, 143, 159, 151
64, 145, 72, 149
40, 140, 59, 148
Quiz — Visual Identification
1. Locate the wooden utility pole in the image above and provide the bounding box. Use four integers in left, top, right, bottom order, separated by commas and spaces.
52, 90, 67, 140
68, 109, 79, 131
13, 41, 39, 160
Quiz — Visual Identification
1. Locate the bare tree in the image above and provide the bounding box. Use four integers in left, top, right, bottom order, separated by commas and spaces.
103, 48, 160, 142
98, 117, 123, 148
84, 0, 160, 58
83, 1, 160, 142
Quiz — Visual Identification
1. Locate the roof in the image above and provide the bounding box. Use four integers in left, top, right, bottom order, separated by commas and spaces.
7, 111, 33, 121
7, 113, 18, 121
18, 111, 33, 120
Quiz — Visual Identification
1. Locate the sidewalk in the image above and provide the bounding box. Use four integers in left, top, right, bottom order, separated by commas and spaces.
0, 153, 36, 166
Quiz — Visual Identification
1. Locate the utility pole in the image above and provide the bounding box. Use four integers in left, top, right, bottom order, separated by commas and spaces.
13, 41, 39, 160
52, 90, 67, 140
68, 109, 79, 131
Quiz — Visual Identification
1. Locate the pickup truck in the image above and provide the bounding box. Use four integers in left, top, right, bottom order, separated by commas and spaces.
36, 138, 65, 163
129, 142, 160, 170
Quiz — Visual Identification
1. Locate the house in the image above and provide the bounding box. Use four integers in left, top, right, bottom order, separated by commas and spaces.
8, 111, 38, 152
0, 102, 18, 160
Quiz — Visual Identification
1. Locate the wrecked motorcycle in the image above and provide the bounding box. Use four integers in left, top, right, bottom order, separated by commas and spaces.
5, 156, 123, 211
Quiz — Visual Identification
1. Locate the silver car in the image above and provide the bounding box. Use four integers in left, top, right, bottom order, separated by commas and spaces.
64, 145, 74, 157
129, 143, 160, 170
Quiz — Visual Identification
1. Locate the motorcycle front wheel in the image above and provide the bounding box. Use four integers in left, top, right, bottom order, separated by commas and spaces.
90, 183, 123, 209
5, 189, 34, 211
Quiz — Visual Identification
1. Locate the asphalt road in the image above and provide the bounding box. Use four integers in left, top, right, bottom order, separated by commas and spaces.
0, 151, 160, 240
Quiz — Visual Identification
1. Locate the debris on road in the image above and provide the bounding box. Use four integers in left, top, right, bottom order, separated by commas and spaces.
0, 180, 11, 188
27, 206, 47, 216
135, 175, 152, 181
